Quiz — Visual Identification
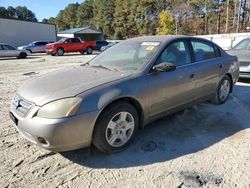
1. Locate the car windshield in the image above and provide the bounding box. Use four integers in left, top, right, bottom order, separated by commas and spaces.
232, 39, 250, 50
58, 38, 66, 43
89, 41, 161, 72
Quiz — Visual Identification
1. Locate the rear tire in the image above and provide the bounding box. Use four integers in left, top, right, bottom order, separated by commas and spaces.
211, 75, 232, 104
86, 47, 93, 55
92, 102, 139, 153
56, 48, 64, 56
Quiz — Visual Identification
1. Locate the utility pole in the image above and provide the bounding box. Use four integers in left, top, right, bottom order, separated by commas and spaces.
225, 0, 230, 33
236, 0, 241, 33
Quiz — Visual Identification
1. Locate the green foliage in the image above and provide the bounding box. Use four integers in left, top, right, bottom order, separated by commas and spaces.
94, 0, 115, 38
38, 0, 250, 37
0, 6, 37, 22
156, 10, 174, 35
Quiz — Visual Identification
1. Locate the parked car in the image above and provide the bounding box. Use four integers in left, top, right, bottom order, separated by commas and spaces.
10, 36, 239, 153
100, 41, 119, 51
94, 40, 109, 51
18, 41, 54, 53
0, 43, 30, 58
227, 37, 250, 78
45, 37, 96, 56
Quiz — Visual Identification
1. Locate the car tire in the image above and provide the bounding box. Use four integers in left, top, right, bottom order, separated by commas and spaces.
92, 102, 139, 153
56, 48, 64, 56
18, 52, 27, 59
211, 75, 232, 104
86, 47, 93, 55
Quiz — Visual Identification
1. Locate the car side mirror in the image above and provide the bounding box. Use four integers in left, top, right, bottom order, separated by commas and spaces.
152, 62, 176, 72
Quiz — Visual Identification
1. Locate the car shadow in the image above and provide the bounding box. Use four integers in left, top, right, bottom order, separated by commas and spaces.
60, 84, 250, 169
238, 78, 250, 84
0, 56, 40, 61
50, 52, 100, 57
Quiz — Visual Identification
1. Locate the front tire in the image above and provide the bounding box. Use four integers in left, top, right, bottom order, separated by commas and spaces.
211, 75, 232, 104
56, 48, 64, 56
92, 102, 139, 153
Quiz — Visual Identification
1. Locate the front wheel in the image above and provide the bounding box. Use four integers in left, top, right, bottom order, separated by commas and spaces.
92, 102, 139, 153
211, 75, 232, 104
56, 48, 64, 56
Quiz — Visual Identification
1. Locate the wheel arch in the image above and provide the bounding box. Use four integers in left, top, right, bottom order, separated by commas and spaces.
56, 47, 64, 51
95, 96, 145, 130
225, 73, 233, 92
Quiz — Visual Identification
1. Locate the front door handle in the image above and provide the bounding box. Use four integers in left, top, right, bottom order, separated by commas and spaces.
219, 64, 223, 68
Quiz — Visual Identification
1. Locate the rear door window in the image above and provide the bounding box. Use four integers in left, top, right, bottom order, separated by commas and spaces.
36, 42, 47, 45
72, 38, 81, 43
191, 40, 218, 62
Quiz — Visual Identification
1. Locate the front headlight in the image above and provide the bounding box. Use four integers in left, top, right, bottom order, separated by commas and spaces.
37, 97, 82, 119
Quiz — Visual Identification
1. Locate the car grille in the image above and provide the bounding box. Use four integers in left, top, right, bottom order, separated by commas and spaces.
239, 61, 250, 67
12, 94, 34, 117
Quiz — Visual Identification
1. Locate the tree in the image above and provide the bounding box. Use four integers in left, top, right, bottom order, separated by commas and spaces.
156, 10, 174, 35
77, 0, 94, 27
15, 6, 37, 21
7, 6, 16, 18
0, 7, 9, 18
94, 0, 115, 38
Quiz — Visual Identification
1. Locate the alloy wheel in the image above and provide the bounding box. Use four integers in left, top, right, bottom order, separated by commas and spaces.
105, 111, 135, 147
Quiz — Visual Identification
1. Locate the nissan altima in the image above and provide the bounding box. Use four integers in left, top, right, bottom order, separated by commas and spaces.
10, 36, 239, 153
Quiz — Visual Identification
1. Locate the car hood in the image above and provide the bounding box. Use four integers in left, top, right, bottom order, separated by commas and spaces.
18, 66, 130, 106
227, 50, 250, 62
17, 45, 27, 50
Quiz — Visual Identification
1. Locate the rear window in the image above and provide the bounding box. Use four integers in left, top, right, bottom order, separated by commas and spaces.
71, 38, 81, 43
233, 39, 250, 50
191, 40, 218, 62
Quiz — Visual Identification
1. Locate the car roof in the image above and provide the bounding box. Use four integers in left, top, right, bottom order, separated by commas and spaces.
124, 35, 214, 44
125, 35, 184, 43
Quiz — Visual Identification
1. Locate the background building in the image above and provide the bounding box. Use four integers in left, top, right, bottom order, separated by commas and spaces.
57, 27, 104, 41
0, 18, 57, 47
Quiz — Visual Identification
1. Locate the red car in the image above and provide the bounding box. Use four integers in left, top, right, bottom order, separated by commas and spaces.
45, 37, 96, 56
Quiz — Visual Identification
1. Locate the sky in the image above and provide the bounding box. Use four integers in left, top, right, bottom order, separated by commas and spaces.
1, 0, 82, 21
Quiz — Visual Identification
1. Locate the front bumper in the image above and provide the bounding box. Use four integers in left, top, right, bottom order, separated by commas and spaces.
10, 101, 99, 152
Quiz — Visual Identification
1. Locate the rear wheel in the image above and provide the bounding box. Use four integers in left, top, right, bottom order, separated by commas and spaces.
92, 102, 139, 153
211, 75, 231, 104
56, 48, 64, 56
86, 47, 93, 55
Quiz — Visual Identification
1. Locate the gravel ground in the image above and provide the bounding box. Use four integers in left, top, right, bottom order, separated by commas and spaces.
0, 53, 249, 188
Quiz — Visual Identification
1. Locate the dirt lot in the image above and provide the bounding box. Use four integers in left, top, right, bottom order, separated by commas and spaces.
0, 53, 249, 188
